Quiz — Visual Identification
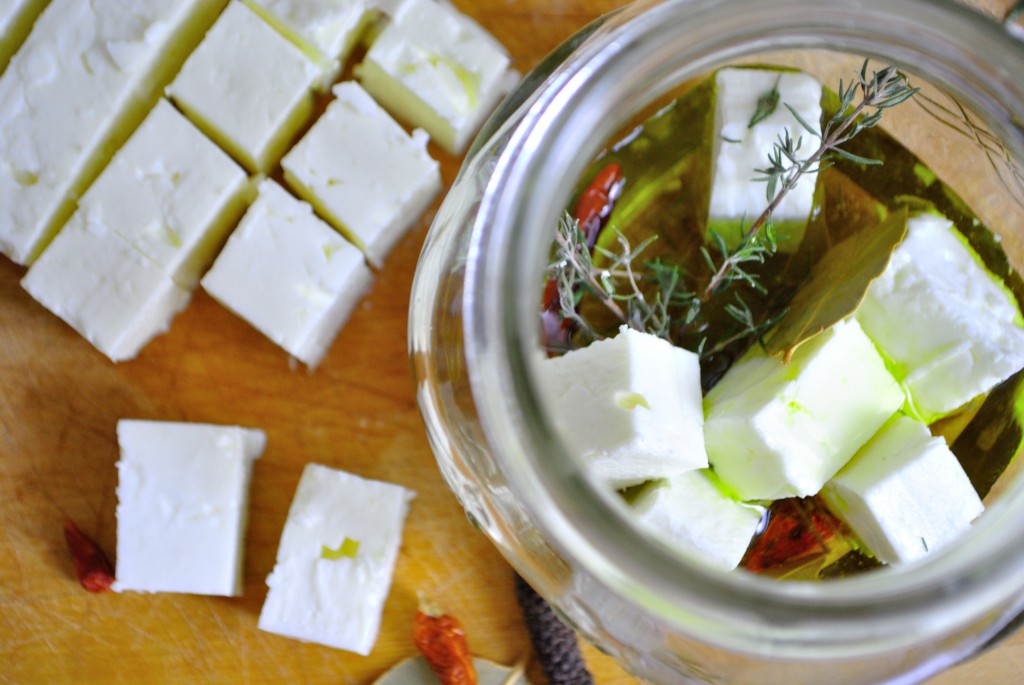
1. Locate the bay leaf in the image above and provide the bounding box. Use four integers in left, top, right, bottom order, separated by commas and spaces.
374, 656, 533, 685
764, 206, 908, 362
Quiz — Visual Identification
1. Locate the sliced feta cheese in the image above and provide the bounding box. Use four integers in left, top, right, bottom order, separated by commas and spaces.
202, 179, 372, 368
0, 0, 226, 265
357, 0, 518, 154
281, 81, 441, 265
822, 414, 983, 564
243, 0, 371, 64
258, 463, 415, 655
167, 1, 324, 173
704, 318, 903, 501
630, 469, 765, 571
856, 212, 1024, 422
0, 0, 47, 72
21, 212, 190, 362
707, 68, 822, 252
76, 99, 251, 289
113, 420, 266, 596
540, 326, 708, 490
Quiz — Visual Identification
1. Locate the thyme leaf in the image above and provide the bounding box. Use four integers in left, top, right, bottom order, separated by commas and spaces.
748, 77, 782, 128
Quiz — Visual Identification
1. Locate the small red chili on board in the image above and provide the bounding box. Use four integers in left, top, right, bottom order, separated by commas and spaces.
742, 498, 843, 573
63, 519, 115, 593
413, 600, 478, 685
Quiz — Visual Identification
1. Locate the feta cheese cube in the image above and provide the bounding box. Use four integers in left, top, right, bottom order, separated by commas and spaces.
357, 0, 518, 154
21, 212, 191, 362
167, 1, 324, 173
202, 179, 372, 368
75, 99, 251, 289
0, 0, 47, 72
113, 420, 266, 596
540, 326, 708, 490
856, 212, 1024, 422
0, 0, 226, 264
281, 81, 441, 265
630, 469, 765, 571
707, 68, 822, 252
243, 0, 371, 64
258, 463, 415, 655
704, 318, 904, 500
821, 415, 983, 564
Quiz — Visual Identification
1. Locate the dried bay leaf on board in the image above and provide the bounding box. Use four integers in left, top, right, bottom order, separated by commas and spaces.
765, 206, 909, 362
374, 656, 532, 685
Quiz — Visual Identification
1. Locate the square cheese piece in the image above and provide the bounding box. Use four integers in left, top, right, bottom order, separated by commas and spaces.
243, 0, 371, 64
704, 318, 904, 501
202, 179, 372, 368
21, 212, 191, 362
113, 420, 266, 596
707, 68, 822, 252
167, 0, 323, 173
0, 0, 47, 72
856, 212, 1024, 423
540, 326, 708, 490
822, 415, 983, 564
630, 470, 765, 571
281, 81, 441, 265
76, 99, 251, 289
258, 463, 415, 655
0, 0, 226, 264
357, 0, 517, 154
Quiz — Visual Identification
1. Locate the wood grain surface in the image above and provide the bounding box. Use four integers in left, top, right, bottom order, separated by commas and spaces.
2, 1, 1023, 683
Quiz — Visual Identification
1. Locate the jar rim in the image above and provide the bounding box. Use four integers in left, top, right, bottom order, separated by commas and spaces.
463, 0, 1024, 659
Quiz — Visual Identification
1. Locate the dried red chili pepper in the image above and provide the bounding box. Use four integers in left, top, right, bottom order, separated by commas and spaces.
742, 497, 842, 573
63, 519, 115, 593
413, 602, 478, 685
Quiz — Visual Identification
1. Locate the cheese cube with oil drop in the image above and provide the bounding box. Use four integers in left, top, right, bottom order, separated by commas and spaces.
704, 318, 903, 501
630, 469, 766, 572
281, 81, 441, 266
113, 420, 266, 596
258, 463, 415, 655
201, 179, 372, 368
856, 212, 1024, 423
822, 415, 983, 564
242, 0, 372, 65
166, 1, 324, 174
540, 326, 707, 490
707, 68, 822, 253
356, 0, 518, 154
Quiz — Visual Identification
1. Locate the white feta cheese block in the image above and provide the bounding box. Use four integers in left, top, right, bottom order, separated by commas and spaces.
822, 415, 983, 564
258, 463, 415, 655
0, 0, 47, 72
704, 318, 904, 501
21, 212, 190, 362
202, 179, 372, 368
113, 420, 266, 596
166, 0, 324, 174
0, 0, 226, 265
707, 68, 822, 253
243, 0, 371, 64
357, 0, 518, 154
856, 212, 1024, 423
540, 326, 708, 490
281, 81, 441, 265
630, 469, 765, 571
76, 99, 251, 289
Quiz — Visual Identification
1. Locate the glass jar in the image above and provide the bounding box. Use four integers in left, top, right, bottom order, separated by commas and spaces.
409, 0, 1024, 682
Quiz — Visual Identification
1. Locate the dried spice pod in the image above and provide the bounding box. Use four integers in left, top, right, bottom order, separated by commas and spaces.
63, 519, 115, 593
513, 573, 594, 685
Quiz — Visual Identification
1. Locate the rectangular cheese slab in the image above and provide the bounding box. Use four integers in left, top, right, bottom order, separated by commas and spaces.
357, 0, 518, 154
631, 470, 765, 571
76, 99, 251, 289
0, 0, 47, 73
540, 326, 708, 489
202, 179, 372, 368
258, 463, 415, 655
0, 0, 226, 264
822, 415, 983, 564
281, 81, 440, 266
856, 212, 1024, 422
167, 0, 324, 174
704, 318, 904, 500
113, 420, 266, 596
707, 68, 822, 252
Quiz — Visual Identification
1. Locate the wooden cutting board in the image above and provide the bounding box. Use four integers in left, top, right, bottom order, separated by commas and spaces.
1, 1, 1022, 683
